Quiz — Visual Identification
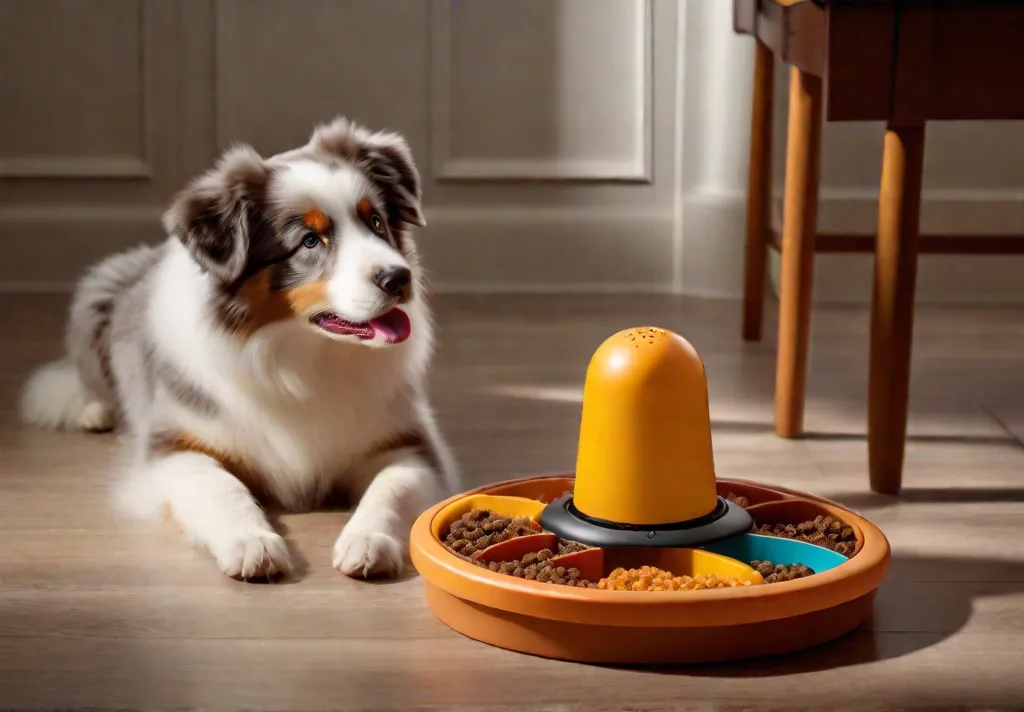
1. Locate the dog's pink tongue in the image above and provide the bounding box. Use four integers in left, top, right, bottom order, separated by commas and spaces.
369, 309, 411, 344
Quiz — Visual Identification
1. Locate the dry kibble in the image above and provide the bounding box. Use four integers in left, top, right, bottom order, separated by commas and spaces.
442, 509, 597, 587
726, 492, 751, 508
751, 559, 815, 584
443, 509, 539, 560
596, 566, 753, 591
472, 553, 596, 587
753, 514, 858, 556
557, 538, 590, 555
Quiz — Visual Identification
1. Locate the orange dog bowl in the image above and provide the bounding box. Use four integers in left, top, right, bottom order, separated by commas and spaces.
410, 327, 891, 664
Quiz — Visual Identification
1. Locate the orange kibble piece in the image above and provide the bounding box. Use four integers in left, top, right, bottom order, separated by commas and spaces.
596, 566, 752, 591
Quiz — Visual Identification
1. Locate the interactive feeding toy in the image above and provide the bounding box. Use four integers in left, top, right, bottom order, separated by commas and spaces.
410, 327, 891, 664
540, 327, 752, 547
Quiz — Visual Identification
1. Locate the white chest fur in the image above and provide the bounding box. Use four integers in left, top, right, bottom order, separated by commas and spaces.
147, 245, 428, 509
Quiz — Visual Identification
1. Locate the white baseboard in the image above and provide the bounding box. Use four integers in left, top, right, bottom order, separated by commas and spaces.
0, 192, 1020, 304
419, 206, 677, 293
0, 203, 688, 295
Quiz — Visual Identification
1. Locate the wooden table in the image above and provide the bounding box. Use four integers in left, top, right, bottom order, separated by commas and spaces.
734, 0, 1024, 495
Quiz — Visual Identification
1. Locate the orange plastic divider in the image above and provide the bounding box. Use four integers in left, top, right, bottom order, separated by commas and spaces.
549, 548, 605, 582
746, 498, 864, 556
474, 533, 559, 564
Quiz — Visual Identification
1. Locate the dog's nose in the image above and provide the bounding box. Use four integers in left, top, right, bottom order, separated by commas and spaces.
374, 267, 412, 297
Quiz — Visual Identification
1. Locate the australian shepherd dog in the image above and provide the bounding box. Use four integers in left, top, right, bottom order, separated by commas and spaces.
19, 117, 459, 581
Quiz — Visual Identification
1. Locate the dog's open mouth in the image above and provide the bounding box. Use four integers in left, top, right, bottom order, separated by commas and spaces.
311, 308, 411, 344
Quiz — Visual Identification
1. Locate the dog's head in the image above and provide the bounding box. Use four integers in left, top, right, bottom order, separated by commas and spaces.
163, 117, 427, 348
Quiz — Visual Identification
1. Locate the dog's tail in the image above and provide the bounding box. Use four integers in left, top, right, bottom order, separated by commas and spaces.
20, 244, 161, 433
19, 359, 112, 431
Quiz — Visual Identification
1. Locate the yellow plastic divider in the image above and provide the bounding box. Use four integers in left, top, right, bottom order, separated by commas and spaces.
430, 494, 546, 540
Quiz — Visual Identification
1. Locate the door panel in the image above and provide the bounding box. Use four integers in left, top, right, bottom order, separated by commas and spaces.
1, 0, 682, 292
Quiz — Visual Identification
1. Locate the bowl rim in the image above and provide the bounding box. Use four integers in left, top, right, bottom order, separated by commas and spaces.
410, 473, 891, 628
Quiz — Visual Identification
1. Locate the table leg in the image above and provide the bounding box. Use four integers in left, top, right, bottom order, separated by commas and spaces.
742, 40, 774, 342
775, 67, 822, 438
869, 124, 925, 495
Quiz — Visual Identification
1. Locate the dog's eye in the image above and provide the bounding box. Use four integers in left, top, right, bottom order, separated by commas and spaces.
302, 233, 320, 249
370, 214, 385, 234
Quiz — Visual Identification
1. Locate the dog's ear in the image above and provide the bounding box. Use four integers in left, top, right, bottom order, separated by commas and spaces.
311, 117, 426, 230
163, 144, 269, 283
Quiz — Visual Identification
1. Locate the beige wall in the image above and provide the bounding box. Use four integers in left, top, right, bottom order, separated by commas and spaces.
1, 0, 1022, 302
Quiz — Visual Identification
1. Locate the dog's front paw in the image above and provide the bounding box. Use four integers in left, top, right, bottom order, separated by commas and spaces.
332, 528, 405, 579
211, 528, 293, 581
79, 400, 115, 432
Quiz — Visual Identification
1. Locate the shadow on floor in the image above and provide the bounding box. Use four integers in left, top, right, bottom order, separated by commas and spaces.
621, 551, 1024, 678
710, 419, 1020, 447
820, 486, 1024, 509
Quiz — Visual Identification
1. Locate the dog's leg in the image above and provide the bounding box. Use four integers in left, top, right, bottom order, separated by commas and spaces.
333, 447, 445, 579
142, 451, 293, 580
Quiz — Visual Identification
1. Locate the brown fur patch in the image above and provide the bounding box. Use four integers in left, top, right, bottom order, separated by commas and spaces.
229, 270, 330, 335
356, 197, 374, 220
169, 433, 271, 502
302, 208, 332, 235
278, 280, 330, 316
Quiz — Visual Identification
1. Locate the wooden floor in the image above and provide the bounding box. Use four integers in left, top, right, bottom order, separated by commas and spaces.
2, 292, 1023, 711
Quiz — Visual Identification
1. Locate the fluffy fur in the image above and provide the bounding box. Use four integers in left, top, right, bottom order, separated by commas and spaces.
19, 117, 459, 581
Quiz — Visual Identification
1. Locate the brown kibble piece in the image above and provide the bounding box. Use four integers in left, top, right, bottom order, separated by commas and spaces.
726, 492, 751, 508
557, 538, 589, 555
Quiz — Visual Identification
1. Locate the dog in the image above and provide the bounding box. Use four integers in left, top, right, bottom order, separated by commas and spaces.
18, 117, 459, 581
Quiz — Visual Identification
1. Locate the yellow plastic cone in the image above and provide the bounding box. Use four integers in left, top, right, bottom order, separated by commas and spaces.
573, 327, 719, 526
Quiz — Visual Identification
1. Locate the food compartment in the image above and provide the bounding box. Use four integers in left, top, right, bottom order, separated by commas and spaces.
598, 547, 764, 589
474, 536, 600, 588
746, 499, 863, 557
430, 494, 545, 540
716, 479, 795, 508
482, 476, 575, 503
475, 541, 762, 591
700, 533, 848, 583
548, 547, 605, 582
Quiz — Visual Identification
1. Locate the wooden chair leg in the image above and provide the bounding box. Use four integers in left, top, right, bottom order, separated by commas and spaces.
742, 40, 774, 342
774, 67, 822, 439
868, 124, 925, 495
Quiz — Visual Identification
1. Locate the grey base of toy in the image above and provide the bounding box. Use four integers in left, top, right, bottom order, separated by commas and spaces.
538, 495, 754, 548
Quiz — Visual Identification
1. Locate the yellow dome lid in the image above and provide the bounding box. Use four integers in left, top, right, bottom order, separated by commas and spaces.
573, 327, 718, 526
